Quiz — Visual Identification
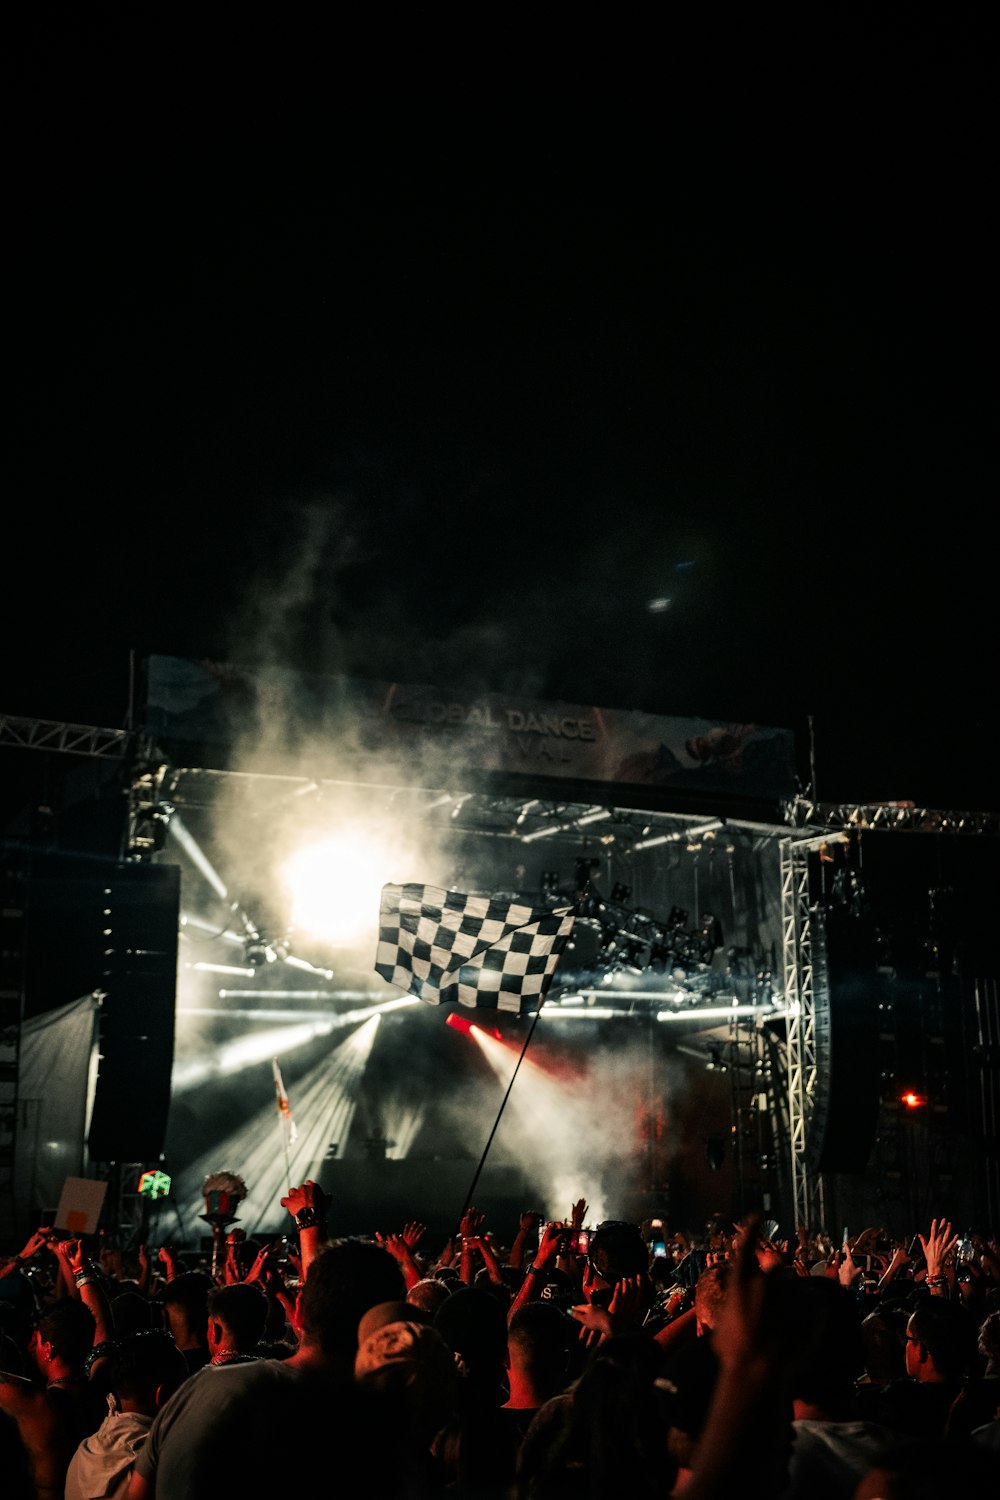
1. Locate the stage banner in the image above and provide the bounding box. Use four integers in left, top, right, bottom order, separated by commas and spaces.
143, 654, 795, 803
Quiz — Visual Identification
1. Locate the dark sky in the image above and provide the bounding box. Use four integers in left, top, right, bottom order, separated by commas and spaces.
6, 12, 996, 817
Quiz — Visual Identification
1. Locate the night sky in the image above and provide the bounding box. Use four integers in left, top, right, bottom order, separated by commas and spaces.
6, 13, 996, 819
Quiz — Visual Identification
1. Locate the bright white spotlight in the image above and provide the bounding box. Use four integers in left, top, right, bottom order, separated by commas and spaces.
281, 830, 394, 947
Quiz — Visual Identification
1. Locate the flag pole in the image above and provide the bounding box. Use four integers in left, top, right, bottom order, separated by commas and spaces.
280, 1110, 292, 1199
272, 1057, 295, 1196
458, 879, 588, 1221
458, 996, 549, 1224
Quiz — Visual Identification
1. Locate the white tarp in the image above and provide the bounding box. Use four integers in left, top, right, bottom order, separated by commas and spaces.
15, 994, 99, 1233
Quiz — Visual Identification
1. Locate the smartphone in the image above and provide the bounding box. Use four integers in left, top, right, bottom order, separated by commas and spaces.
558, 1229, 588, 1256
652, 1238, 667, 1259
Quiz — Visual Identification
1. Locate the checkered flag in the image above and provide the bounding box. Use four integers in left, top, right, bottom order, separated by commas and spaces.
375, 883, 577, 1015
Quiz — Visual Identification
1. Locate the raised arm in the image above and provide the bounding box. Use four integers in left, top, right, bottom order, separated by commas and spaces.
280, 1179, 331, 1281
0, 1226, 53, 1281
507, 1220, 563, 1322
458, 1206, 487, 1286
508, 1209, 542, 1272
53, 1236, 116, 1378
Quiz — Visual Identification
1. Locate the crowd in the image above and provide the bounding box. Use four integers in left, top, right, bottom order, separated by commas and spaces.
1, 1182, 999, 1498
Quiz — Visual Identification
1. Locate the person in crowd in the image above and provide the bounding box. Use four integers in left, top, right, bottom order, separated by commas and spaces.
406, 1276, 454, 1318
155, 1271, 213, 1377
128, 1216, 409, 1496
204, 1282, 269, 1365
502, 1298, 581, 1446
355, 1310, 458, 1496
868, 1292, 978, 1439
517, 1328, 677, 1497
64, 1329, 187, 1500
776, 1276, 896, 1499
431, 1283, 519, 1497
508, 1215, 652, 1333
856, 1307, 907, 1393
0, 1294, 106, 1498
659, 1259, 729, 1484
943, 1305, 1000, 1439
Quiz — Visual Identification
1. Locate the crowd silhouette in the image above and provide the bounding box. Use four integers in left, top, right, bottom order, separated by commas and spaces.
2, 1180, 999, 1497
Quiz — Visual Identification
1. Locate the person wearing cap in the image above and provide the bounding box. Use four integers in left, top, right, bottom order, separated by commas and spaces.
355, 1308, 458, 1493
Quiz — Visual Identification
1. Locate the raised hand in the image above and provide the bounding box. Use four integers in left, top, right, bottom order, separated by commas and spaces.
18, 1227, 54, 1262
459, 1206, 486, 1239
401, 1220, 426, 1251
375, 1230, 411, 1264
569, 1198, 589, 1230
519, 1210, 543, 1234
244, 1243, 272, 1287
569, 1299, 614, 1350
919, 1217, 959, 1284
535, 1221, 564, 1269
755, 1234, 788, 1274
837, 1243, 862, 1289
607, 1274, 644, 1328
280, 1179, 331, 1222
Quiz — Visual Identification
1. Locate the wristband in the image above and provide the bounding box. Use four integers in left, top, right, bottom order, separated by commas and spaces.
74, 1264, 99, 1281
75, 1274, 99, 1288
524, 1263, 544, 1276
294, 1207, 323, 1231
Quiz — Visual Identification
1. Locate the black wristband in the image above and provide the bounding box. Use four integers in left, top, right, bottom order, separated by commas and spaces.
294, 1207, 323, 1231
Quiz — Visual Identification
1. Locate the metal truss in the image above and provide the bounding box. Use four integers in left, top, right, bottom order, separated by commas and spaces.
781, 837, 825, 1230
786, 797, 998, 838
0, 714, 130, 760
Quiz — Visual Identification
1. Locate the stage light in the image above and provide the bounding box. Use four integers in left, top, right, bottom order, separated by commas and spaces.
190, 962, 257, 978
901, 1090, 927, 1109
520, 823, 562, 843
281, 827, 396, 947
244, 935, 274, 967
631, 819, 723, 853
